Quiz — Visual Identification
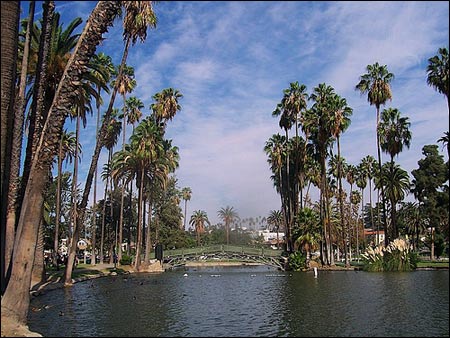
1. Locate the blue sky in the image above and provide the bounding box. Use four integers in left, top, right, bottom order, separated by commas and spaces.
26, 1, 449, 226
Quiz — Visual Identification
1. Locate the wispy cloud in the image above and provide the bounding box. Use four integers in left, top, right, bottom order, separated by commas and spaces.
41, 1, 448, 225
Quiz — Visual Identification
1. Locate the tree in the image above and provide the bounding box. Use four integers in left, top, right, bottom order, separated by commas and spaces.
309, 83, 337, 265
426, 47, 449, 113
264, 133, 288, 243
1, 1, 20, 293
411, 145, 448, 260
375, 162, 410, 240
378, 108, 412, 165
329, 93, 352, 266
218, 206, 239, 245
1, 1, 123, 324
181, 187, 192, 230
356, 62, 394, 245
267, 210, 283, 249
89, 52, 115, 266
151, 87, 183, 132
190, 210, 210, 246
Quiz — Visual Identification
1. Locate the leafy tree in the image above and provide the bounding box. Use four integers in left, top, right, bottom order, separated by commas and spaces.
411, 145, 449, 259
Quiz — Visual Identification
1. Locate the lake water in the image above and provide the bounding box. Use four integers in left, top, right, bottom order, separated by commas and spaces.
28, 266, 449, 337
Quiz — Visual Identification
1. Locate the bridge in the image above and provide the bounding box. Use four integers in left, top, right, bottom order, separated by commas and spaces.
161, 245, 287, 271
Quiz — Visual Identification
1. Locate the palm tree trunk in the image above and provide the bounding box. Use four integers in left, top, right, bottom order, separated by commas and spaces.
31, 220, 46, 286
63, 114, 80, 285
4, 2, 35, 288
54, 137, 63, 268
144, 197, 153, 263
376, 106, 388, 245
135, 170, 145, 270
337, 136, 349, 267
1, 1, 20, 294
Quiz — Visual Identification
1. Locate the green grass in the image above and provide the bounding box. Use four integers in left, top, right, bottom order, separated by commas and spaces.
416, 260, 449, 268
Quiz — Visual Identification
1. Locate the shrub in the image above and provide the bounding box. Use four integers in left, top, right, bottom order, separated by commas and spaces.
119, 254, 132, 265
361, 238, 417, 272
288, 251, 307, 271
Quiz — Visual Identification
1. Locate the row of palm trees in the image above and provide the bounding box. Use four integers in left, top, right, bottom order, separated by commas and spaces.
0, 1, 169, 325
265, 47, 449, 267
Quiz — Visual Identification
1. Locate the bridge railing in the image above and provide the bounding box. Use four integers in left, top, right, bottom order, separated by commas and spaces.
163, 245, 283, 258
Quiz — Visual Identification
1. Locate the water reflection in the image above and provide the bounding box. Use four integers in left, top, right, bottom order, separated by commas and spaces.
28, 267, 449, 337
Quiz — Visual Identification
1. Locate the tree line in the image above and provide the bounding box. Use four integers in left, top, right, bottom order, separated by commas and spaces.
264, 51, 449, 268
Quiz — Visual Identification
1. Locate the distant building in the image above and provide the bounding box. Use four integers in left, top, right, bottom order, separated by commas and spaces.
364, 229, 385, 246
257, 229, 285, 245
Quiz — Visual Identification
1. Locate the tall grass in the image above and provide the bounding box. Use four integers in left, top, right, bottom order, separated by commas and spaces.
361, 238, 418, 272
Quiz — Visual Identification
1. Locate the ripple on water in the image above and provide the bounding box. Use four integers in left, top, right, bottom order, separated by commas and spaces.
28, 268, 449, 337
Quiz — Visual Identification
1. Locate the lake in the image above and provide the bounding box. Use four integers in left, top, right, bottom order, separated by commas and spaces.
28, 266, 449, 337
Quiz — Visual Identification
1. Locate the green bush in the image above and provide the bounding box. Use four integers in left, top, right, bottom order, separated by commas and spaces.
288, 251, 307, 271
119, 254, 132, 265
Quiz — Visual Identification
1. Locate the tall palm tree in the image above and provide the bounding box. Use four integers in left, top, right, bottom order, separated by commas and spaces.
378, 108, 412, 239
378, 108, 412, 165
361, 155, 377, 243
3, 3, 35, 282
218, 206, 239, 245
264, 133, 288, 241
151, 87, 183, 131
190, 210, 210, 246
329, 93, 352, 266
426, 47, 449, 113
1, 1, 20, 293
2, 1, 124, 324
100, 109, 122, 263
74, 0, 157, 275
181, 187, 192, 230
309, 83, 336, 265
356, 62, 394, 245
54, 130, 78, 267
89, 52, 115, 266
112, 116, 163, 270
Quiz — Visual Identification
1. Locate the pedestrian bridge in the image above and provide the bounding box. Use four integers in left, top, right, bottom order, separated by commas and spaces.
162, 245, 287, 271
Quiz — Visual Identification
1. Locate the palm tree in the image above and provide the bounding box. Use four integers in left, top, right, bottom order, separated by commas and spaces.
1, 1, 20, 293
378, 107, 411, 240
378, 108, 412, 165
2, 1, 123, 324
426, 47, 449, 113
329, 93, 352, 266
89, 52, 115, 266
294, 207, 321, 268
361, 155, 377, 243
112, 116, 164, 270
309, 83, 336, 265
375, 162, 410, 240
151, 87, 183, 131
190, 210, 210, 246
74, 0, 157, 274
267, 210, 283, 249
181, 187, 192, 230
54, 130, 78, 267
264, 133, 288, 241
3, 2, 35, 281
100, 109, 122, 263
437, 131, 449, 159
356, 62, 394, 245
218, 206, 239, 245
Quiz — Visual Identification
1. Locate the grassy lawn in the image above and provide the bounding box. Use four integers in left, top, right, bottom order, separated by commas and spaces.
416, 260, 449, 268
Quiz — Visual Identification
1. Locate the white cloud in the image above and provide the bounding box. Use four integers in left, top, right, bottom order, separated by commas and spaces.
42, 1, 448, 226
